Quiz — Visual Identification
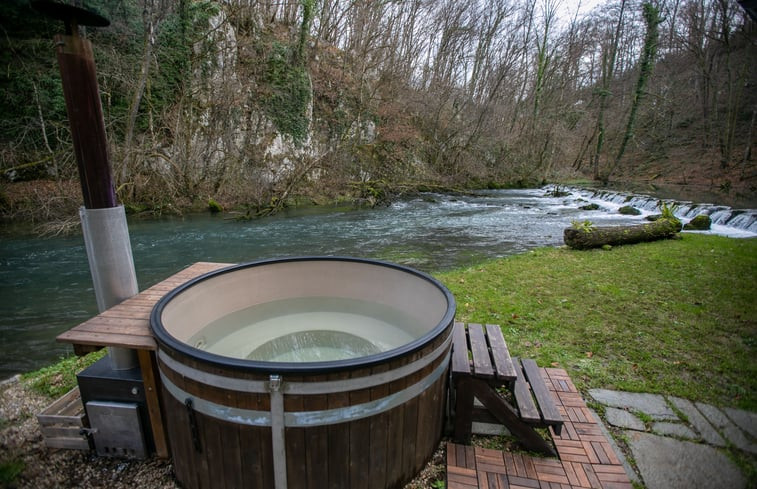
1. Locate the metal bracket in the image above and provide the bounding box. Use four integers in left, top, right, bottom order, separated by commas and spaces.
269, 375, 287, 489
79, 427, 99, 437
185, 398, 202, 453
269, 374, 281, 392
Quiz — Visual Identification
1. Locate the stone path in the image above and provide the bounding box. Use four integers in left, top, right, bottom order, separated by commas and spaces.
589, 389, 756, 489
446, 378, 756, 488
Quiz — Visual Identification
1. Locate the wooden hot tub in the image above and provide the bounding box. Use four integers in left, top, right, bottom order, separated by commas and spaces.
150, 257, 456, 489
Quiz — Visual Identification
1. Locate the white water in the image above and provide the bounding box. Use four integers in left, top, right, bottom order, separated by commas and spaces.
552, 185, 757, 237
188, 297, 420, 362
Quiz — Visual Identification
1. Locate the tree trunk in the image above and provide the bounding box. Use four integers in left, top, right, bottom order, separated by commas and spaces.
592, 0, 626, 182
612, 2, 661, 171
564, 219, 681, 250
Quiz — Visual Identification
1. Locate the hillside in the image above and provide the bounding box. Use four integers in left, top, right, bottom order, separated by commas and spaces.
1, 0, 755, 223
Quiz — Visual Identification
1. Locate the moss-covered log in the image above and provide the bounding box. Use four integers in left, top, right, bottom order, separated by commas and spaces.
564, 219, 681, 250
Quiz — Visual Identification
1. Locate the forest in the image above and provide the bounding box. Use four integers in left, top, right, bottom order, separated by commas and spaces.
0, 0, 755, 223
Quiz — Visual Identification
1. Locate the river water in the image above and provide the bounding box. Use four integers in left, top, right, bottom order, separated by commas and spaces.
1, 186, 754, 378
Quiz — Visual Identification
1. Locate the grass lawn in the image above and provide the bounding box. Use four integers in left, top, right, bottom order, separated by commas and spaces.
437, 234, 757, 410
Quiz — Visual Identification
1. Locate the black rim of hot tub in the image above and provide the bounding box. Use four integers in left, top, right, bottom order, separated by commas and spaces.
150, 256, 456, 374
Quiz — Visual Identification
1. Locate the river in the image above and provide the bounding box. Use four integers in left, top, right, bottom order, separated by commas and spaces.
1, 186, 754, 379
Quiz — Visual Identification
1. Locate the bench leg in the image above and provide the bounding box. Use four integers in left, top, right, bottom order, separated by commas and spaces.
452, 376, 474, 443
469, 378, 557, 457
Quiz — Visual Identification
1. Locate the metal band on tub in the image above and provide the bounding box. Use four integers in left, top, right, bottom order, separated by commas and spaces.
160, 349, 449, 427
157, 333, 451, 394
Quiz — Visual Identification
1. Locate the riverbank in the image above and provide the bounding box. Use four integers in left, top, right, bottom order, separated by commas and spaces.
2, 234, 755, 486
438, 233, 757, 410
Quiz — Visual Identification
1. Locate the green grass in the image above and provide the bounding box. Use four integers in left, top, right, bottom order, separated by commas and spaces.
0, 458, 25, 485
21, 349, 106, 399
436, 234, 757, 410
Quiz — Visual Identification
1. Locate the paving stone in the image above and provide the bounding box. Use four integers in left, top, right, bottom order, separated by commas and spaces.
605, 407, 646, 431
668, 397, 725, 447
589, 389, 677, 420
723, 407, 757, 439
625, 431, 746, 489
652, 422, 698, 439
697, 403, 757, 454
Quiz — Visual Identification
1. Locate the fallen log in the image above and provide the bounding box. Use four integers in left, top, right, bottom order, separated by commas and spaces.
564, 219, 681, 250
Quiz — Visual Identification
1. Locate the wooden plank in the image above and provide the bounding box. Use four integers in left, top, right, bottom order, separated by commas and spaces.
384, 369, 407, 488
285, 399, 307, 489
368, 365, 389, 489
72, 344, 102, 356
304, 375, 329, 489
98, 306, 151, 320
484, 324, 517, 381
350, 386, 372, 488
451, 322, 470, 376
216, 415, 243, 489
468, 378, 556, 456
44, 437, 91, 450
60, 320, 150, 337
452, 377, 474, 443
38, 386, 82, 418
37, 414, 83, 426
41, 426, 86, 438
58, 396, 86, 417
327, 372, 351, 489
521, 359, 563, 426
399, 394, 420, 482
57, 330, 156, 350
468, 323, 494, 378
512, 358, 541, 424
137, 349, 169, 458
68, 316, 149, 330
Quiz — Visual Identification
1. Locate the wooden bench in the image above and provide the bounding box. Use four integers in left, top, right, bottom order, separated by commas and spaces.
450, 322, 563, 456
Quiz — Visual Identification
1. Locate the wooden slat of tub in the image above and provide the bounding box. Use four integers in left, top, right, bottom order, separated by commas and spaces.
385, 372, 407, 488
230, 383, 266, 489
368, 363, 390, 489
304, 374, 329, 489
194, 411, 213, 489
56, 262, 230, 351
286, 383, 308, 489
238, 425, 266, 489
400, 393, 421, 482
350, 371, 373, 489
161, 380, 197, 489
328, 371, 351, 489
414, 361, 439, 472
215, 411, 243, 489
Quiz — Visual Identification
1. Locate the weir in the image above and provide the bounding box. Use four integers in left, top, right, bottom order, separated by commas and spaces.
556, 185, 757, 234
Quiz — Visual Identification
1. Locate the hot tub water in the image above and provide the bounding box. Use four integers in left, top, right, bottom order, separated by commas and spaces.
188, 296, 420, 362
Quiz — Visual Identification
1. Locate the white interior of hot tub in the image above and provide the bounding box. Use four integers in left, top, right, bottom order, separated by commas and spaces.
159, 260, 450, 362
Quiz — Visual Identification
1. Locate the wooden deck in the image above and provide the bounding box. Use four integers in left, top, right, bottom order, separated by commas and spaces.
55, 261, 230, 458
57, 262, 230, 353
447, 367, 632, 489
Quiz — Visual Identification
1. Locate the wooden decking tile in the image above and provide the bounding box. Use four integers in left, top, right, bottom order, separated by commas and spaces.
447, 465, 479, 488
446, 368, 631, 489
